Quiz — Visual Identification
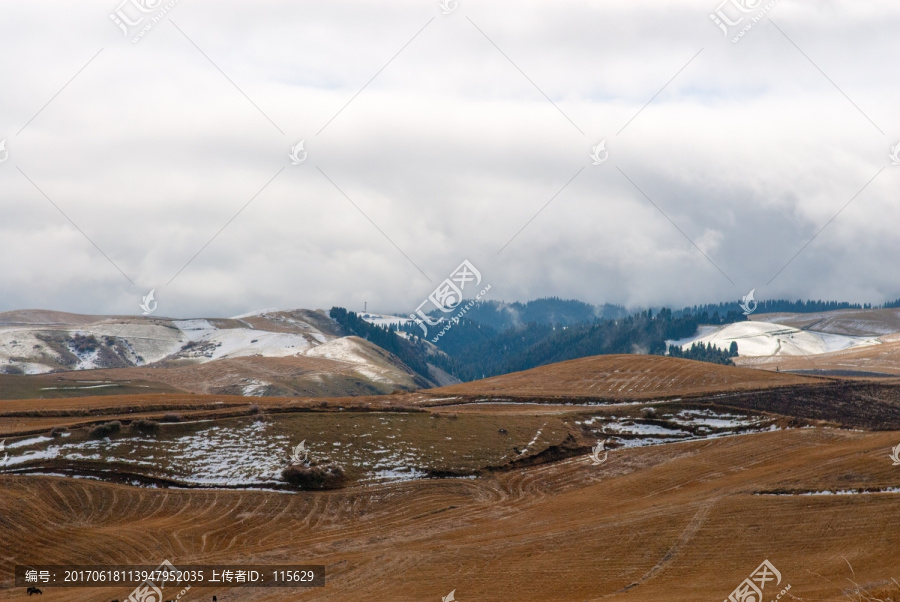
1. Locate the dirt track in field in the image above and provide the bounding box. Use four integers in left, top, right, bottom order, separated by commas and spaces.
1, 427, 899, 601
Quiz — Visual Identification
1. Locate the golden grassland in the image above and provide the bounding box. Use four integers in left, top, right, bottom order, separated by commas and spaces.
0, 428, 899, 600
428, 354, 825, 401
2, 355, 900, 600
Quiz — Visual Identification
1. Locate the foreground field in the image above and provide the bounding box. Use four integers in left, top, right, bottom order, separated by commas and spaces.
2, 355, 899, 601
1, 427, 899, 601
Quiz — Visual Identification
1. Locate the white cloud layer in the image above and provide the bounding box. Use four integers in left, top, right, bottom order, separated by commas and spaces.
1, 0, 898, 318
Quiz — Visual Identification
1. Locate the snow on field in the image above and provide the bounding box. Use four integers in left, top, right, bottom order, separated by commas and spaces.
3, 447, 61, 466
669, 321, 880, 357
601, 421, 690, 437
517, 425, 546, 454
1, 414, 487, 487
759, 487, 900, 496
40, 384, 120, 391
369, 467, 429, 483
7, 435, 55, 449
671, 409, 762, 428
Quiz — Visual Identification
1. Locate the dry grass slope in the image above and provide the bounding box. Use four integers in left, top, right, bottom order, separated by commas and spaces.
430, 354, 822, 401
1, 428, 899, 601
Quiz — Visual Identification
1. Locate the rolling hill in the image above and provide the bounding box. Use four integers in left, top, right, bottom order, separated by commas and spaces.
670, 308, 900, 379
426, 354, 822, 401
0, 309, 443, 398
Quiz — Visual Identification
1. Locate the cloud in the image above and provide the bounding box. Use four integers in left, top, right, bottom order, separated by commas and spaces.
0, 0, 898, 318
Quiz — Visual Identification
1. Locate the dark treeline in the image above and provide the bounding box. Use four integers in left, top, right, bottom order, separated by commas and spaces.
676, 298, 877, 317
329, 307, 431, 380
400, 308, 740, 382
458, 298, 629, 331
430, 297, 891, 333
669, 340, 739, 365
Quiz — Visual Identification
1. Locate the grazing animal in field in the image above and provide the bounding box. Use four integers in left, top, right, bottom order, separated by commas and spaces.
26, 587, 42, 595
213, 596, 217, 601
498, 428, 508, 435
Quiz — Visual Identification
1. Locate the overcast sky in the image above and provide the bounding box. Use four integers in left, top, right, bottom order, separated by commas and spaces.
1, 1, 897, 318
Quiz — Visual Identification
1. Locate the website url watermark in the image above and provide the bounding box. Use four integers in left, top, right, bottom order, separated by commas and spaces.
724, 559, 790, 602
409, 260, 491, 342
710, 0, 779, 43
109, 0, 180, 43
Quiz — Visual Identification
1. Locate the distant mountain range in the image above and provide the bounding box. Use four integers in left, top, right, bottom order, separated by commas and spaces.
390, 298, 900, 381
3, 297, 900, 399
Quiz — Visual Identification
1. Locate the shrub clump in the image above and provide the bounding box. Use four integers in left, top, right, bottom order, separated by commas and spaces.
161, 412, 183, 423
89, 421, 122, 439
70, 333, 100, 354
131, 419, 160, 434
281, 463, 345, 490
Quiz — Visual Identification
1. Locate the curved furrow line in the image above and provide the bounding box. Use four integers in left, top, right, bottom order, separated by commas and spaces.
198, 496, 260, 554
46, 480, 80, 522
1, 482, 78, 558
216, 495, 277, 552
243, 496, 300, 550
149, 489, 202, 526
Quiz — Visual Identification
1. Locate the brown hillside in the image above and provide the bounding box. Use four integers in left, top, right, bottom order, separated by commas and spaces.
0, 337, 430, 400
429, 354, 822, 401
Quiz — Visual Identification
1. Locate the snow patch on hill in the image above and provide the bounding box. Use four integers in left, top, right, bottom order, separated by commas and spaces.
306, 338, 397, 383
174, 320, 312, 360
360, 313, 413, 328
0, 311, 332, 374
671, 321, 880, 357
229, 308, 283, 319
